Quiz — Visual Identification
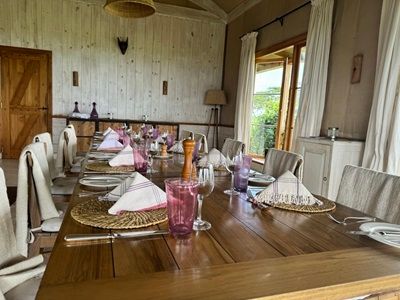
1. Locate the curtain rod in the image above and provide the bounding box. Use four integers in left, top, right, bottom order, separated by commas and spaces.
240, 1, 311, 39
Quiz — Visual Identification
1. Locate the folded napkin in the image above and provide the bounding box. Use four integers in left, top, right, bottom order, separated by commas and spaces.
98, 139, 124, 151
255, 171, 321, 206
198, 148, 226, 168
109, 145, 134, 166
104, 129, 119, 140
103, 127, 112, 136
106, 172, 167, 215
169, 140, 184, 153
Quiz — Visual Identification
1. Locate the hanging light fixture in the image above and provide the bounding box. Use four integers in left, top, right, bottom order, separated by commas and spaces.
104, 0, 155, 18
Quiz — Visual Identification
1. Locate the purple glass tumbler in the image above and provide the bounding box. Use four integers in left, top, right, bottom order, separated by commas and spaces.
165, 178, 199, 238
233, 155, 252, 192
133, 145, 148, 174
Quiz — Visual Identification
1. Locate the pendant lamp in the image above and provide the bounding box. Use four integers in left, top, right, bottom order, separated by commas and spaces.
104, 0, 155, 18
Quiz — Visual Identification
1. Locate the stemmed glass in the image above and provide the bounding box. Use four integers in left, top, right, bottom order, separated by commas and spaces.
224, 155, 239, 196
193, 163, 214, 231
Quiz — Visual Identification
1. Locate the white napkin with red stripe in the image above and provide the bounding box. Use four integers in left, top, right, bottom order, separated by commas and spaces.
107, 172, 166, 215
255, 171, 321, 206
98, 139, 123, 151
103, 127, 113, 136
109, 145, 134, 166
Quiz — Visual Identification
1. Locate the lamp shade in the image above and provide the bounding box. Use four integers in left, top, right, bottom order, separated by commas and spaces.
104, 0, 155, 18
204, 90, 227, 105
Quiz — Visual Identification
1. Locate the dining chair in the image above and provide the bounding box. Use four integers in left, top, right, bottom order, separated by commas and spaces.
0, 167, 46, 299
262, 148, 304, 181
220, 138, 245, 158
336, 165, 400, 223
181, 130, 194, 140
16, 144, 64, 258
55, 126, 82, 174
193, 133, 209, 154
32, 138, 77, 196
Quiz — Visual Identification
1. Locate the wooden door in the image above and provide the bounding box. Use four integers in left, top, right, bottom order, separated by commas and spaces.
0, 46, 52, 159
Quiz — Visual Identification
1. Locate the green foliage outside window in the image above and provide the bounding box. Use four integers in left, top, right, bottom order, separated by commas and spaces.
249, 87, 281, 156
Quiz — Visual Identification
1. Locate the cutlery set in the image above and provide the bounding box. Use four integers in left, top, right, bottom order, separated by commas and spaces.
64, 230, 169, 242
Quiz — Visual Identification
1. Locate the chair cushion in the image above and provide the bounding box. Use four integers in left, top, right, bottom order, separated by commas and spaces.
5, 275, 42, 300
41, 217, 62, 233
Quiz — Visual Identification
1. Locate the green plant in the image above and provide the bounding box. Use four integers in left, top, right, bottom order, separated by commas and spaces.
250, 87, 280, 156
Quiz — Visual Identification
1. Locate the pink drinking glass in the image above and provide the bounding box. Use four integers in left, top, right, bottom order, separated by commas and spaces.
165, 178, 199, 238
133, 145, 148, 174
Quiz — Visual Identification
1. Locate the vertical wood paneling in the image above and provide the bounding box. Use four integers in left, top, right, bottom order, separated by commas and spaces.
0, 0, 225, 123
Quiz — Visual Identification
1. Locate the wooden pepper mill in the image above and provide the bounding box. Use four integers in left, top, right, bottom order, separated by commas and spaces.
161, 144, 168, 157
181, 139, 196, 180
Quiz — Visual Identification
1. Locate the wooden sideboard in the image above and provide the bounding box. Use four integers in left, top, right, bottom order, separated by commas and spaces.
65, 117, 180, 152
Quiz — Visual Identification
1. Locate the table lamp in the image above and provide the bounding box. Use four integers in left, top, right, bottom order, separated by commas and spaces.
204, 90, 227, 148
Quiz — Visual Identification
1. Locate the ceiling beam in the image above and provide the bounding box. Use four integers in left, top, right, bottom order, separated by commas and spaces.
154, 3, 224, 23
188, 0, 227, 23
228, 0, 263, 23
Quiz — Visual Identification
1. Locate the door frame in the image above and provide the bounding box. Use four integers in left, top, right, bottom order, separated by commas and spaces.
0, 45, 52, 157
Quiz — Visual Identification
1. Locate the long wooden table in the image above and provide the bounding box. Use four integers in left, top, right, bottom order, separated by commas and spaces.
37, 152, 400, 299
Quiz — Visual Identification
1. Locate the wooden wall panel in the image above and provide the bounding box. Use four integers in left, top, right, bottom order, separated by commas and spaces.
0, 0, 225, 123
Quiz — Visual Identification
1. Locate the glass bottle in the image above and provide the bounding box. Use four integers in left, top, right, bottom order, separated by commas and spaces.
90, 102, 98, 119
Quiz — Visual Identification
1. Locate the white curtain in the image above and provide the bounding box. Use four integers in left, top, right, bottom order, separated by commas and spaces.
293, 0, 334, 148
362, 0, 400, 175
234, 32, 258, 152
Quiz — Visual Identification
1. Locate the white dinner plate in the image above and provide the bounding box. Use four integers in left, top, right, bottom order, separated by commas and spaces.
248, 175, 275, 185
79, 176, 123, 188
359, 222, 400, 248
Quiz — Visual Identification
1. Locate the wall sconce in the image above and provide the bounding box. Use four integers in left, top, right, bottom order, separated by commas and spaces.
117, 37, 128, 55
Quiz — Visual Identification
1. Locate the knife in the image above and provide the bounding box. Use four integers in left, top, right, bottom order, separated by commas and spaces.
347, 230, 400, 237
64, 230, 169, 242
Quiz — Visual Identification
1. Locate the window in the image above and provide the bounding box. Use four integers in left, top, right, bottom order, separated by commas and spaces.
249, 37, 306, 158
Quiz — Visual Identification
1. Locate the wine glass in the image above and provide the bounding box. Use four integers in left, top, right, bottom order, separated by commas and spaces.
193, 163, 214, 231
224, 155, 239, 196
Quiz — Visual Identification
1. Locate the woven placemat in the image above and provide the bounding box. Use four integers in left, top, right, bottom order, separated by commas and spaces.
71, 199, 167, 229
268, 197, 336, 213
86, 162, 135, 173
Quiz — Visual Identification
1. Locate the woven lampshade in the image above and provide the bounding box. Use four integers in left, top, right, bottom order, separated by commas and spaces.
204, 90, 227, 105
104, 0, 155, 18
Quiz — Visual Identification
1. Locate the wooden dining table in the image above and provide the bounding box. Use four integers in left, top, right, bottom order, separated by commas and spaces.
36, 146, 400, 300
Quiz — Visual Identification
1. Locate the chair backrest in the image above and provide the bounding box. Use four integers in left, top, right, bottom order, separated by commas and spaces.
221, 138, 244, 158
33, 132, 56, 179
181, 130, 194, 140
262, 148, 303, 181
336, 165, 400, 223
193, 133, 209, 154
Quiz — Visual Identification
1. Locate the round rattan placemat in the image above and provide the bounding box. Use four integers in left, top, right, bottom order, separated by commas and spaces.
71, 199, 168, 229
85, 162, 135, 173
268, 197, 336, 213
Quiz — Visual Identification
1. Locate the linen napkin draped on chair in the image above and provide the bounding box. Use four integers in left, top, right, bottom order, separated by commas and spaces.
55, 127, 79, 174
263, 148, 304, 181
198, 148, 226, 168
105, 172, 167, 215
16, 144, 61, 256
109, 145, 134, 166
32, 132, 57, 179
255, 171, 320, 206
0, 168, 45, 298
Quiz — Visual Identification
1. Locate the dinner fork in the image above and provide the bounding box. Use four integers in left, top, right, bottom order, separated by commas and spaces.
326, 213, 376, 225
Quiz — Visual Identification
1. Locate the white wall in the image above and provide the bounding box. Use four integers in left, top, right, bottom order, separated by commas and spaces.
0, 0, 225, 123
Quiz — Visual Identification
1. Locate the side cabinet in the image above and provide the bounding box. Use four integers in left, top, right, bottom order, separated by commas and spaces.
298, 137, 364, 201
